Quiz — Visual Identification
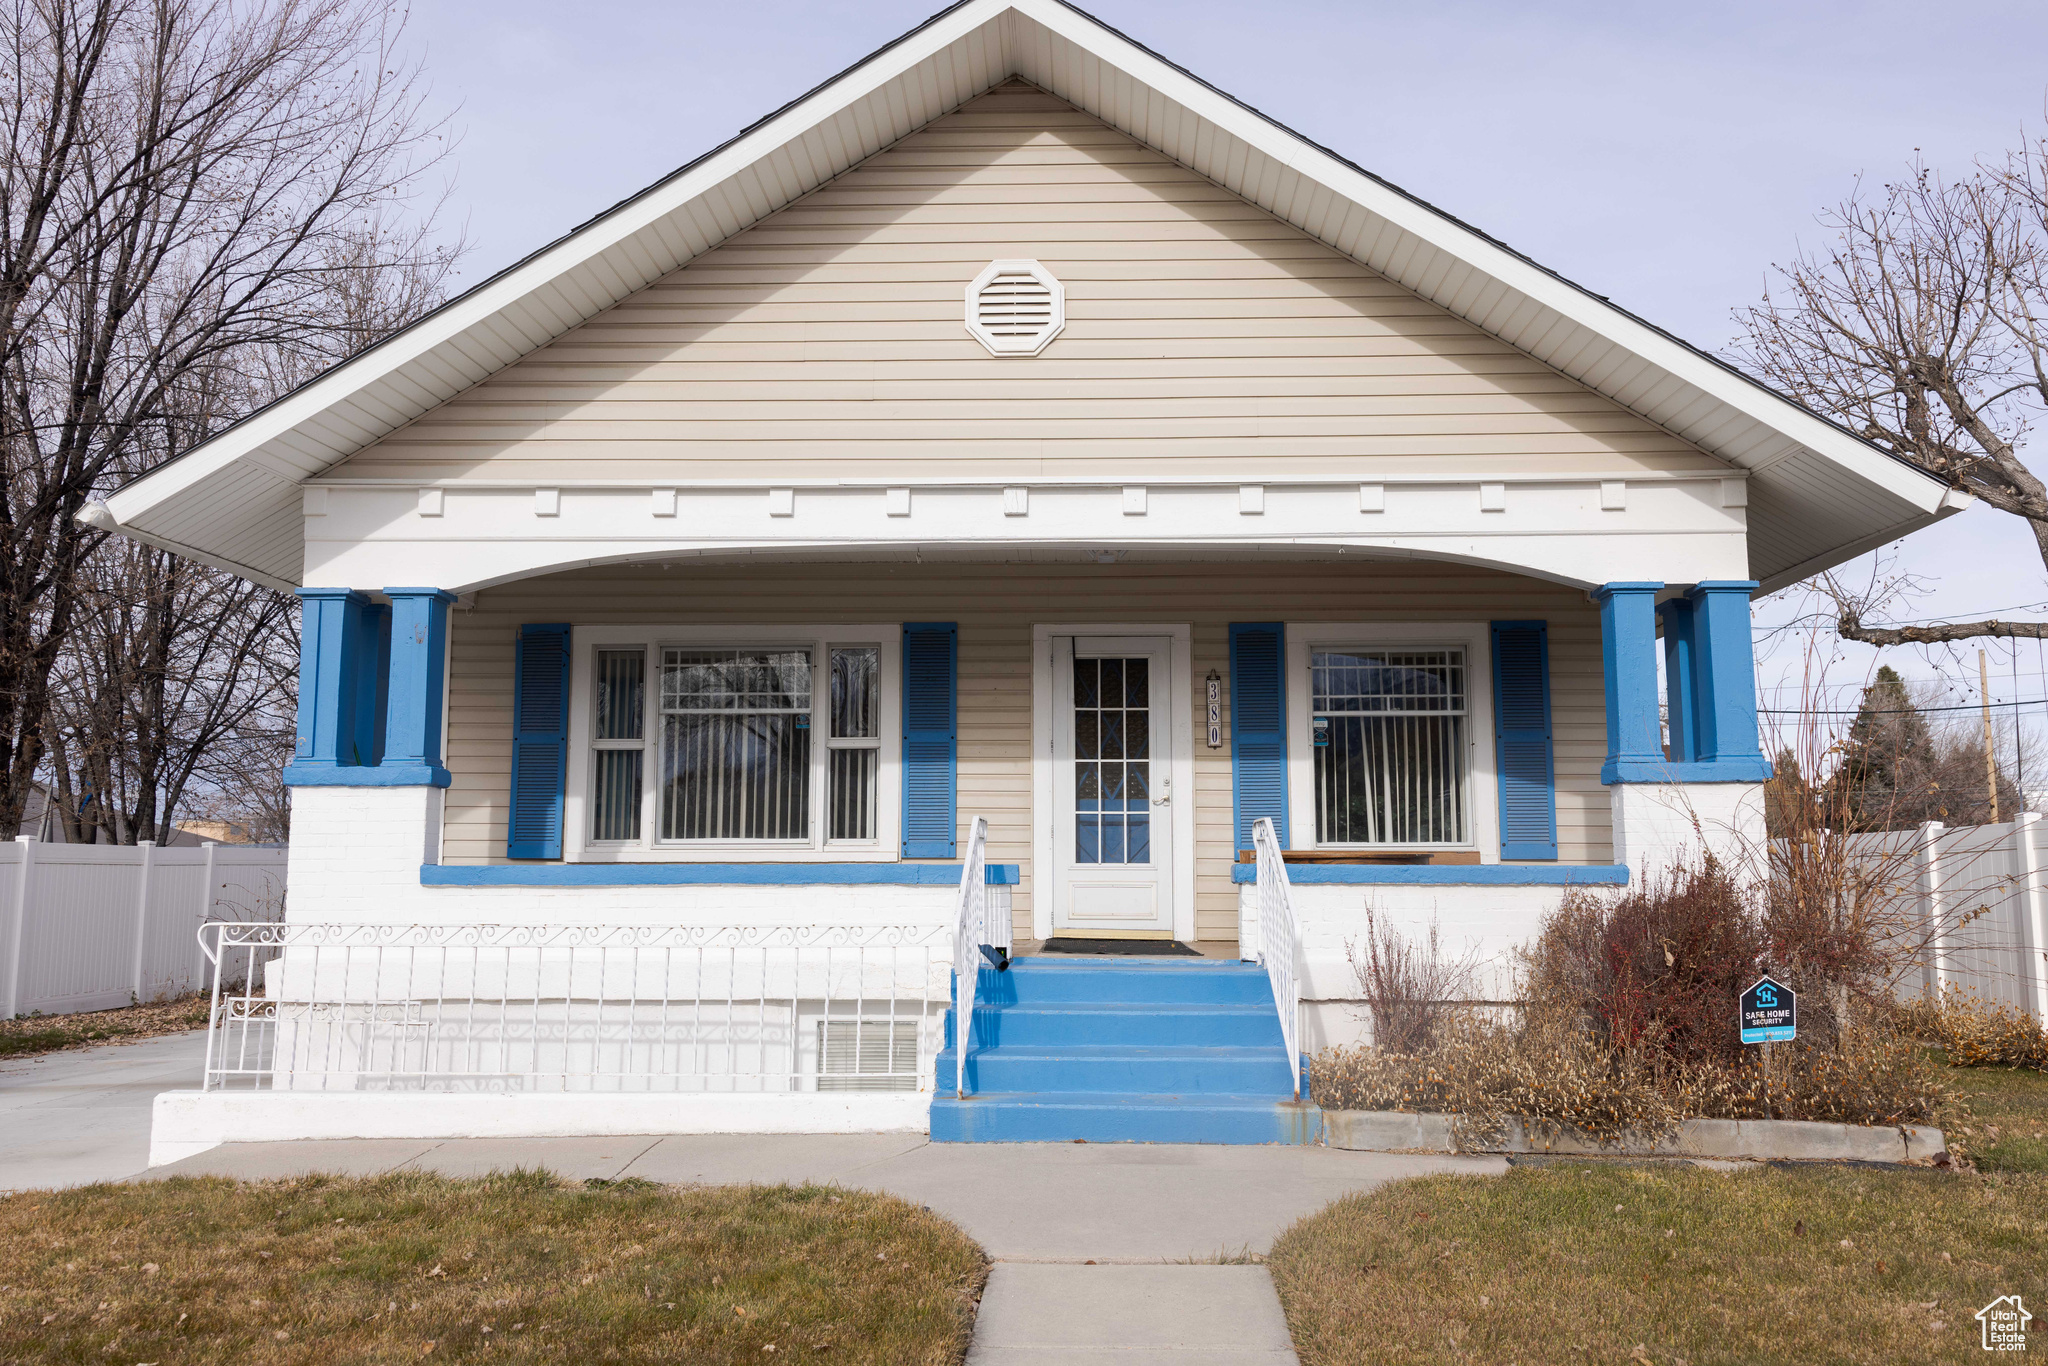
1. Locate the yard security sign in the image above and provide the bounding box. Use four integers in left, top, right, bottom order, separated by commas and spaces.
1740, 976, 1796, 1045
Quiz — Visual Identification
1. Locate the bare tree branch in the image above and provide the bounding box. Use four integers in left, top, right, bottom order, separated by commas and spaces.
1, 0, 461, 836
1834, 613, 2048, 645
1734, 150, 2048, 641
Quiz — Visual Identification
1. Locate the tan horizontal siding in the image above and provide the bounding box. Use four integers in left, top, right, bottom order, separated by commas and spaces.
334, 83, 1723, 485
443, 560, 1610, 943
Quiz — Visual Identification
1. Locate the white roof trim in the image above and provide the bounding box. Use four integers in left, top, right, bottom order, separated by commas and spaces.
99, 0, 1954, 593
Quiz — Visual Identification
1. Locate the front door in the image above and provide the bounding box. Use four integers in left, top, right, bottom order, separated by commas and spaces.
1051, 636, 1176, 937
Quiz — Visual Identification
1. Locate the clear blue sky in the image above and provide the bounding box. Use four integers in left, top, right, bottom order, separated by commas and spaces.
397, 0, 2048, 744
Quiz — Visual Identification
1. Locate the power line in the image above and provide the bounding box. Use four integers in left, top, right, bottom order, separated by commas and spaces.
1830, 598, 2048, 625
1761, 697, 2047, 716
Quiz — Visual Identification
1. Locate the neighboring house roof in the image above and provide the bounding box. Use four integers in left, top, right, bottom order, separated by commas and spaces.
18, 784, 223, 845
89, 0, 1962, 594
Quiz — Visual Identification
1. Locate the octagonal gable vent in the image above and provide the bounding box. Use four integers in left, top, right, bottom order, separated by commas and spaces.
966, 260, 1064, 356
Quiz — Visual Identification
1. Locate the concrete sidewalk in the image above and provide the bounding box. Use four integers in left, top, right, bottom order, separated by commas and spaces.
0, 1030, 210, 1192
146, 1134, 1500, 1361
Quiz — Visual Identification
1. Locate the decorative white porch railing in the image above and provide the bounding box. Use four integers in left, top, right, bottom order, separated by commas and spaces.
196, 921, 950, 1094
1250, 817, 1301, 1099
951, 815, 1002, 1097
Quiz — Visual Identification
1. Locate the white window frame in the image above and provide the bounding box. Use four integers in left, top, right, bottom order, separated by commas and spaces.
1284, 623, 1499, 862
565, 624, 901, 862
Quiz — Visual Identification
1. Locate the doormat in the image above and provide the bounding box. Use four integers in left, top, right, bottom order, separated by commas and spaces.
1038, 938, 1201, 956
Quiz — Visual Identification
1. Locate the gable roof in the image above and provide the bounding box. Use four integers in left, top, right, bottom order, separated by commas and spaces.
92, 0, 1960, 592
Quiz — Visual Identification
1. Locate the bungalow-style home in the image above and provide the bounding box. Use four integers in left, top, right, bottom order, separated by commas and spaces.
103, 0, 1963, 1159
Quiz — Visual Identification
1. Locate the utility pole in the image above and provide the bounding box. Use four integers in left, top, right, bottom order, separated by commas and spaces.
1981, 649, 2001, 823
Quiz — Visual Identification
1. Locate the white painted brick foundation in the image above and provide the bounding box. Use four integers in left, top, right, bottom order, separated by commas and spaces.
1609, 781, 1766, 877
1241, 881, 1566, 1052
286, 786, 445, 920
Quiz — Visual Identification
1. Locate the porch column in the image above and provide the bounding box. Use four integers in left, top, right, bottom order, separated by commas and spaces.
380, 587, 456, 787
1687, 580, 1769, 778
281, 587, 375, 780
1598, 579, 1770, 876
1656, 597, 1699, 763
278, 585, 449, 924
1593, 582, 1664, 784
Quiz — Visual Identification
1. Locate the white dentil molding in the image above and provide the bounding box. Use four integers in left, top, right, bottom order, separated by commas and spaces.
304, 472, 1749, 491
300, 478, 1753, 593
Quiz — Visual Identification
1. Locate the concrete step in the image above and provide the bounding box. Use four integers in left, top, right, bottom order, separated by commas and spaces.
934, 1044, 1297, 1095
974, 957, 1274, 1006
929, 1090, 1323, 1144
962, 1001, 1284, 1049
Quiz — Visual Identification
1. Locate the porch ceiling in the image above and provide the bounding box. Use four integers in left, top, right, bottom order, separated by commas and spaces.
92, 0, 1958, 595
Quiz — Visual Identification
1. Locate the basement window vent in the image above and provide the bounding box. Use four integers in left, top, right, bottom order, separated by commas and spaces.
966, 259, 1064, 356
817, 1018, 920, 1092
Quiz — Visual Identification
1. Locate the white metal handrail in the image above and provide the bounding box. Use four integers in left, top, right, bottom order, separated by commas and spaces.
196, 921, 949, 1094
952, 815, 992, 1098
1250, 817, 1301, 1099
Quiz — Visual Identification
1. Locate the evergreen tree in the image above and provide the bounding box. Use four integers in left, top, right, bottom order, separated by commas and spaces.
1834, 666, 1933, 819
1827, 665, 2020, 830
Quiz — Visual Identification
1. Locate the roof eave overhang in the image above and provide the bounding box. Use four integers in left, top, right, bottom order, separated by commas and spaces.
1753, 493, 1973, 597
78, 499, 299, 592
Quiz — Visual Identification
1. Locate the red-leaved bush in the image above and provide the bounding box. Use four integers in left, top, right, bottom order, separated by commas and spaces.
1524, 864, 1767, 1065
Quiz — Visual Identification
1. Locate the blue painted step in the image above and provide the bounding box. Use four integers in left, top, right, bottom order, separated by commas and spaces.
965, 1002, 1283, 1048
932, 953, 1319, 1145
931, 1090, 1323, 1145
971, 958, 1277, 1006
935, 1043, 1296, 1094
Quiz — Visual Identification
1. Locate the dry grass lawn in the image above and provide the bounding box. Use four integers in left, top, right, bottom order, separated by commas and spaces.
0, 1171, 987, 1365
1946, 1058, 2048, 1174
0, 994, 210, 1059
1269, 1164, 2046, 1365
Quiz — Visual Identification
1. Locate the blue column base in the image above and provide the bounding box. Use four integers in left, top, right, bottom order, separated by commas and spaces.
283, 762, 453, 788
1601, 757, 1774, 785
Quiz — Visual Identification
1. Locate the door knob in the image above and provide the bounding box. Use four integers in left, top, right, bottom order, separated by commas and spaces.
1152, 776, 1171, 806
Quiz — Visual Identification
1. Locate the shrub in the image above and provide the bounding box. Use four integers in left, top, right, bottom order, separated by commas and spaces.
1309, 1015, 1681, 1145
1524, 863, 1767, 1064
1307, 1040, 1422, 1114
1311, 846, 1971, 1140
1309, 1019, 1952, 1137
1672, 1027, 1956, 1125
1898, 987, 2048, 1070
1344, 906, 1478, 1053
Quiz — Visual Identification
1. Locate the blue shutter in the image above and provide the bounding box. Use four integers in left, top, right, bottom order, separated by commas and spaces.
1229, 623, 1288, 854
507, 624, 571, 860
1491, 620, 1558, 860
901, 622, 958, 858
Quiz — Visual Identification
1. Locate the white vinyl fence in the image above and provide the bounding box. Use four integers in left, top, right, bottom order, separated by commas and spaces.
1841, 814, 2048, 1024
1, 838, 288, 1019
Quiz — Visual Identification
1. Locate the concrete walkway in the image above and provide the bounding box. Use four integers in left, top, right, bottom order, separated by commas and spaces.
0, 1029, 210, 1192
144, 1134, 1500, 1361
